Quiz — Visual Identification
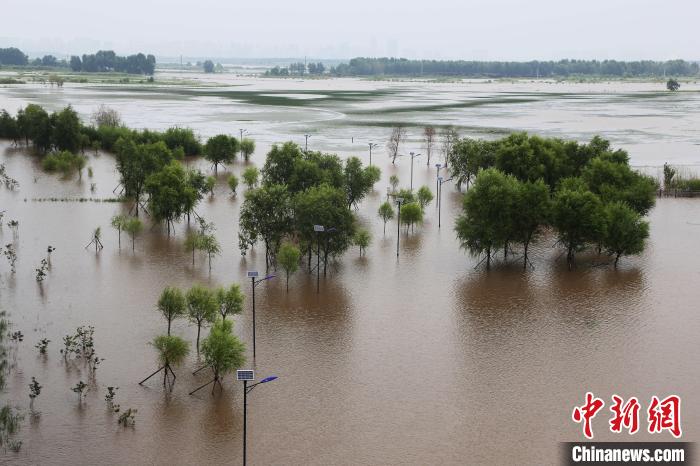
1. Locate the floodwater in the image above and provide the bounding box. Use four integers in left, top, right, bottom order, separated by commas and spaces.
1, 75, 700, 465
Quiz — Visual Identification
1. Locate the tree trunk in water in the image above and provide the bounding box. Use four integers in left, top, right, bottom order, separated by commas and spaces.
523, 241, 529, 270
286, 273, 289, 292
486, 248, 491, 270
196, 325, 201, 352
118, 230, 121, 249
614, 253, 620, 268
167, 319, 171, 336
567, 244, 574, 270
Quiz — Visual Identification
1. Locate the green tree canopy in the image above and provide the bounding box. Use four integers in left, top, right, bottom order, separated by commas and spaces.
552, 185, 605, 269
603, 201, 649, 267
186, 285, 218, 351
157, 286, 187, 335
216, 284, 244, 320
277, 241, 301, 291
455, 168, 518, 269
204, 134, 238, 173
145, 160, 198, 234
238, 184, 293, 269
200, 319, 246, 389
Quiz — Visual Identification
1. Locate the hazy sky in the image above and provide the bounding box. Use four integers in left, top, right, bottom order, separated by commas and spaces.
2, 0, 698, 60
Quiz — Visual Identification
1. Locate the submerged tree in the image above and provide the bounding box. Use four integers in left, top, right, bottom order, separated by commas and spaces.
242, 166, 260, 189
200, 234, 221, 271
238, 184, 293, 270
124, 217, 143, 252
423, 126, 436, 165
186, 285, 218, 351
157, 286, 187, 335
416, 186, 434, 209
277, 242, 300, 291
666, 79, 680, 91
455, 168, 517, 269
400, 202, 423, 233
216, 284, 244, 321
204, 134, 238, 174
190, 319, 245, 395
602, 201, 649, 267
111, 214, 128, 249
353, 228, 371, 256
511, 180, 551, 269
387, 126, 406, 164
552, 185, 605, 269
228, 174, 239, 196
389, 175, 399, 192
139, 335, 190, 388
344, 157, 381, 209
240, 138, 256, 162
378, 201, 394, 235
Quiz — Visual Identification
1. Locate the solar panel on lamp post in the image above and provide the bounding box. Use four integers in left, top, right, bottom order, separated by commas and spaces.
238, 370, 278, 466
247, 271, 275, 359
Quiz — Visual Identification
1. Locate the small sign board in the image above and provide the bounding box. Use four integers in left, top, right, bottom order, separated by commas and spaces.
237, 369, 255, 381
313, 225, 325, 232
247, 271, 259, 278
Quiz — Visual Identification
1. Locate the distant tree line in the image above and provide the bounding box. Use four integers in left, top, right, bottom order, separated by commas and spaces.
0, 47, 156, 74
330, 57, 700, 78
450, 134, 656, 269
265, 62, 325, 76
70, 50, 156, 75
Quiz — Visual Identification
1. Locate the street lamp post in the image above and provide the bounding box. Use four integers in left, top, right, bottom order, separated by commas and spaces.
304, 134, 311, 152
368, 142, 378, 167
238, 370, 278, 466
247, 271, 275, 359
438, 176, 453, 229
409, 152, 421, 191
239, 128, 247, 160
435, 163, 442, 198
395, 197, 404, 257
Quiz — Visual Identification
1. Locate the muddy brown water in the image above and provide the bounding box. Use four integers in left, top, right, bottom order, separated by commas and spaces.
1, 78, 700, 465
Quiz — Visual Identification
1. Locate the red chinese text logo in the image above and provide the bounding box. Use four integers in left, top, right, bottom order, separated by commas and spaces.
572, 393, 682, 439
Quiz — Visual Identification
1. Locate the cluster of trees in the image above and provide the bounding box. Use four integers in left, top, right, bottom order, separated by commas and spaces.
201, 60, 224, 73
238, 142, 381, 270
0, 104, 84, 153
69, 50, 156, 75
330, 57, 700, 78
142, 284, 246, 392
0, 103, 259, 236
0, 103, 203, 156
265, 62, 325, 76
452, 134, 656, 269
